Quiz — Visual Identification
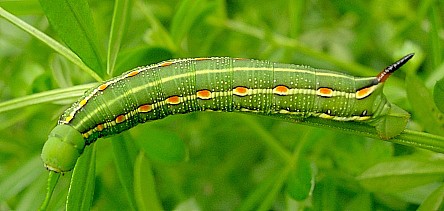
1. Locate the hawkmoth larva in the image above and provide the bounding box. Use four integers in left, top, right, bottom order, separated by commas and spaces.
41, 54, 414, 173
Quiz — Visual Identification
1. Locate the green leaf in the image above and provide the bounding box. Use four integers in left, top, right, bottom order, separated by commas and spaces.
66, 145, 96, 210
40, 171, 60, 210
285, 158, 313, 201
0, 7, 102, 81
357, 158, 444, 193
0, 0, 42, 15
344, 193, 372, 211
433, 78, 444, 113
111, 136, 137, 210
131, 127, 187, 163
39, 0, 104, 74
134, 152, 163, 211
107, 0, 133, 76
406, 74, 444, 136
418, 183, 444, 211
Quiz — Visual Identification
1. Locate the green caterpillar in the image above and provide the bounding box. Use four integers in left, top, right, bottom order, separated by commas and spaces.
41, 54, 414, 173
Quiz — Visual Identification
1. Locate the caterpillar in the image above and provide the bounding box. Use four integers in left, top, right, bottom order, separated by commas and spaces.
41, 54, 414, 173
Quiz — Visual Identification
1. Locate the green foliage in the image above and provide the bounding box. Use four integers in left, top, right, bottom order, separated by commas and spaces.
39, 0, 104, 75
434, 78, 444, 113
0, 0, 443, 210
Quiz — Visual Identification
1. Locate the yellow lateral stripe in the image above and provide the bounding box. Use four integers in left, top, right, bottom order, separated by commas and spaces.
76, 87, 360, 131
66, 59, 371, 125
81, 89, 370, 137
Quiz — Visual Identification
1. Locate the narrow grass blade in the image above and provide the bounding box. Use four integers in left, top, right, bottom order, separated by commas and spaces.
107, 0, 133, 76
0, 83, 96, 114
39, 171, 60, 211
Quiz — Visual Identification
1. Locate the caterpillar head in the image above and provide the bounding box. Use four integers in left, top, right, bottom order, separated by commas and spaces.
41, 124, 85, 173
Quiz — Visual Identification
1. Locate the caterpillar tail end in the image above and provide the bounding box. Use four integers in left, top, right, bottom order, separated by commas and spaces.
41, 124, 85, 173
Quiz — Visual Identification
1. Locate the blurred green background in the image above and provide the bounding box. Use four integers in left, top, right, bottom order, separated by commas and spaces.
0, 0, 443, 210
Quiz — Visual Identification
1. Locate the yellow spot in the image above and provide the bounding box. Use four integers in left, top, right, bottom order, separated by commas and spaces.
138, 104, 152, 112
197, 90, 212, 99
115, 115, 126, 123
79, 99, 88, 107
65, 115, 73, 122
166, 96, 181, 105
233, 86, 249, 96
317, 88, 333, 97
273, 85, 290, 95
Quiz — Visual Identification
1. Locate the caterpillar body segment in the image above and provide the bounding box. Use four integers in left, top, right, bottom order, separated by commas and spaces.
41, 54, 413, 172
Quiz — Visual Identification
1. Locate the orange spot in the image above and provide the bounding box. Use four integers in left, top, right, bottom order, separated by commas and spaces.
98, 83, 108, 91
166, 96, 181, 105
138, 104, 152, 112
115, 115, 126, 123
197, 90, 212, 99
97, 124, 104, 131
160, 61, 173, 67
317, 87, 333, 97
79, 99, 88, 107
233, 86, 249, 96
273, 85, 289, 95
127, 70, 139, 77
356, 86, 375, 99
